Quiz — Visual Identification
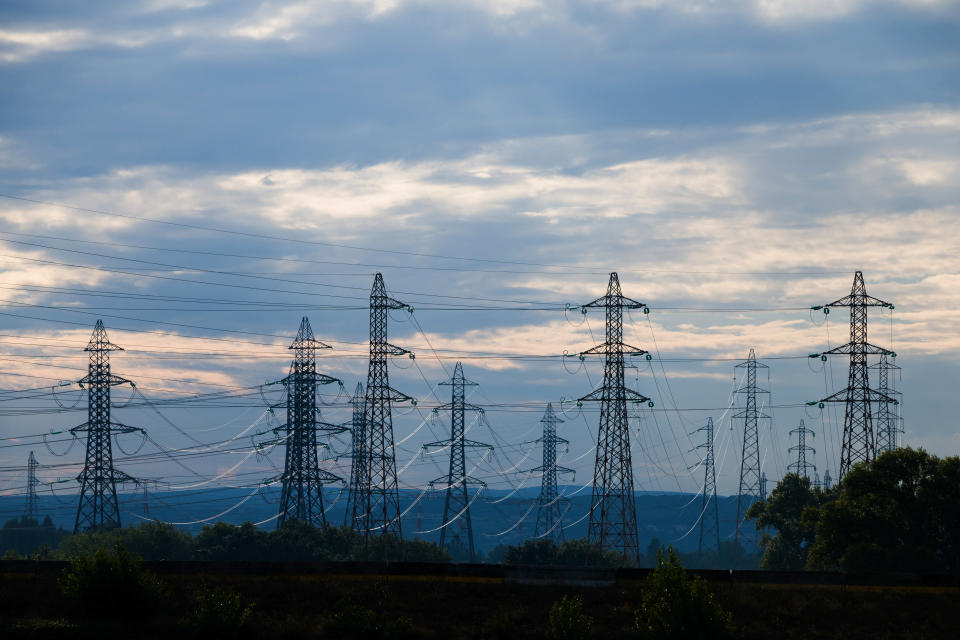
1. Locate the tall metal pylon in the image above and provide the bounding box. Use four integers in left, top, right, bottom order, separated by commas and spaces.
734, 349, 769, 547
872, 353, 903, 455
342, 382, 364, 527
694, 418, 719, 555
815, 271, 895, 480
72, 320, 142, 533
424, 362, 491, 562
788, 419, 816, 480
268, 317, 344, 528
823, 469, 833, 490
24, 451, 39, 522
578, 272, 650, 562
532, 403, 574, 543
352, 273, 414, 539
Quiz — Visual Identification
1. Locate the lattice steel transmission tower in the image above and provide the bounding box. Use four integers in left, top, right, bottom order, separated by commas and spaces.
734, 349, 769, 547
424, 362, 491, 562
694, 418, 719, 555
343, 382, 364, 527
815, 271, 895, 480
823, 469, 833, 490
266, 317, 345, 528
72, 320, 142, 533
351, 273, 414, 539
24, 451, 39, 522
872, 353, 903, 455
533, 403, 574, 542
578, 272, 650, 562
788, 419, 816, 480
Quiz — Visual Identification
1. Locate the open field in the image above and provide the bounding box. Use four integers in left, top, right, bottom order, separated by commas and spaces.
1, 561, 957, 639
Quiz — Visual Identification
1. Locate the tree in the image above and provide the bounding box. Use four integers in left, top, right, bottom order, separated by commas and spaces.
635, 547, 733, 639
745, 473, 828, 570
805, 448, 960, 573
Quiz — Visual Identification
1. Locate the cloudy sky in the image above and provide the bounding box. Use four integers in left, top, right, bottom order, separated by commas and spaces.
1, 0, 958, 513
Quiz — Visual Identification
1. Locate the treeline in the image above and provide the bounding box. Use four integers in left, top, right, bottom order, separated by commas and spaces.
748, 448, 960, 573
3, 520, 450, 563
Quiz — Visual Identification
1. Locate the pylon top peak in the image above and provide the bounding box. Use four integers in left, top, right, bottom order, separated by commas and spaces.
85, 319, 122, 352
289, 316, 331, 350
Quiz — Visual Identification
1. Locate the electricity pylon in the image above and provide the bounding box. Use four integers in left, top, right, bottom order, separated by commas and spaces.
823, 469, 833, 490
24, 451, 39, 522
788, 419, 816, 480
734, 349, 769, 547
578, 272, 650, 562
814, 271, 895, 480
72, 320, 143, 533
352, 273, 414, 539
532, 403, 574, 542
269, 317, 345, 528
694, 418, 719, 555
872, 353, 903, 455
424, 362, 491, 562
343, 382, 364, 527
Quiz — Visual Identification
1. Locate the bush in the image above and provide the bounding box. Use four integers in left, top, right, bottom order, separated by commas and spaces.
58, 543, 167, 619
635, 547, 733, 640
548, 595, 594, 640
184, 583, 254, 637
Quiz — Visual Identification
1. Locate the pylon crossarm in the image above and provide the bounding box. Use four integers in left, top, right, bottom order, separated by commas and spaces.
578, 341, 647, 357
824, 294, 893, 308
384, 386, 415, 403
316, 470, 345, 483
434, 402, 483, 412
822, 341, 895, 356
78, 373, 130, 388
110, 421, 142, 435
578, 386, 650, 403
370, 341, 412, 357
582, 295, 645, 309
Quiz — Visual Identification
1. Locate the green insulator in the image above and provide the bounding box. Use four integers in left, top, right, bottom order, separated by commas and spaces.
821, 355, 827, 361
819, 402, 825, 409
824, 308, 830, 314
643, 307, 650, 314
647, 401, 655, 407
645, 354, 652, 361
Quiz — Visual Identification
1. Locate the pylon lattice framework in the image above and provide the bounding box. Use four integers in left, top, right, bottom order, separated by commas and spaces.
351, 273, 414, 539
267, 317, 345, 528
871, 353, 903, 455
342, 382, 364, 527
424, 362, 491, 562
695, 418, 719, 555
578, 272, 650, 562
25, 450, 39, 522
72, 320, 142, 533
532, 403, 574, 543
816, 271, 895, 480
734, 348, 769, 547
788, 419, 816, 480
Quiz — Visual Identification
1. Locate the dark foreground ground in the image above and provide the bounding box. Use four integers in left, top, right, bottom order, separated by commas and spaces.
1, 561, 957, 639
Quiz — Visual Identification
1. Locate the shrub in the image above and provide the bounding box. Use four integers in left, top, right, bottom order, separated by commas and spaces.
635, 547, 733, 640
184, 583, 254, 637
548, 595, 594, 640
58, 542, 167, 619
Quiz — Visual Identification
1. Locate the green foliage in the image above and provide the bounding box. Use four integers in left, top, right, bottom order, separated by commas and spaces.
502, 538, 627, 567
184, 583, 254, 637
58, 543, 167, 619
59, 521, 193, 561
806, 448, 960, 573
0, 515, 64, 556
635, 547, 733, 640
547, 595, 594, 640
746, 473, 828, 570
